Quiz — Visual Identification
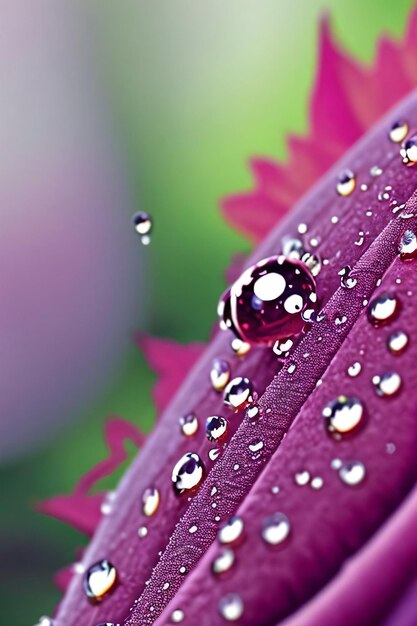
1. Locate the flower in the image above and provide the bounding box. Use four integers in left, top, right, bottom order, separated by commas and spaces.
43, 9, 417, 626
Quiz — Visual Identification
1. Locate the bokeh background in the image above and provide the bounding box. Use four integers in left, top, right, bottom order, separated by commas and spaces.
1, 0, 413, 622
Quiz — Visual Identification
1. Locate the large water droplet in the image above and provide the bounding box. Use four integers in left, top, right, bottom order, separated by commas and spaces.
401, 135, 417, 166
389, 120, 409, 143
83, 560, 117, 601
323, 396, 364, 437
262, 512, 291, 545
179, 413, 199, 437
372, 372, 402, 397
210, 359, 231, 391
212, 547, 235, 575
132, 211, 153, 245
338, 461, 366, 486
367, 293, 400, 327
336, 169, 356, 196
206, 415, 228, 443
224, 377, 254, 411
399, 230, 417, 260
219, 594, 244, 621
142, 487, 160, 517
219, 256, 317, 346
388, 330, 409, 354
218, 516, 244, 545
172, 452, 205, 495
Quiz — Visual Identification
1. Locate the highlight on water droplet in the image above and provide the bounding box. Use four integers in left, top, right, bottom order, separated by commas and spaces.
83, 559, 117, 601
230, 337, 251, 356
172, 452, 205, 495
224, 376, 254, 411
210, 358, 231, 391
399, 230, 417, 260
206, 415, 228, 443
170, 609, 185, 623
388, 330, 409, 354
179, 413, 199, 437
389, 120, 409, 143
142, 487, 160, 517
372, 372, 402, 397
367, 293, 400, 327
338, 461, 366, 486
336, 169, 356, 196
132, 211, 153, 245
212, 547, 235, 576
323, 396, 364, 437
400, 135, 417, 166
219, 593, 244, 622
261, 512, 291, 545
218, 516, 244, 545
347, 362, 362, 377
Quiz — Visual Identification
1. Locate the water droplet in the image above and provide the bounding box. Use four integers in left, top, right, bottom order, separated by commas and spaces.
401, 135, 417, 166
335, 315, 347, 326
100, 490, 116, 515
294, 470, 310, 486
172, 452, 205, 495
206, 415, 228, 442
138, 526, 148, 538
338, 461, 366, 486
218, 516, 244, 545
212, 548, 235, 575
347, 362, 362, 377
224, 377, 254, 411
273, 337, 294, 357
388, 330, 409, 354
301, 251, 322, 277
188, 525, 198, 534
219, 594, 244, 621
34, 618, 54, 626
142, 487, 160, 517
163, 582, 170, 590
230, 337, 251, 356
367, 293, 400, 327
338, 265, 357, 289
179, 566, 187, 575
219, 256, 317, 346
132, 211, 153, 245
331, 458, 343, 470
399, 230, 417, 260
372, 372, 402, 397
248, 439, 264, 453
386, 442, 396, 454
336, 169, 356, 196
171, 609, 185, 623
311, 476, 323, 490
246, 403, 262, 423
262, 512, 291, 545
179, 413, 199, 437
271, 485, 280, 494
389, 120, 409, 143
209, 448, 222, 461
210, 358, 231, 392
298, 223, 308, 235
83, 560, 117, 601
323, 396, 364, 437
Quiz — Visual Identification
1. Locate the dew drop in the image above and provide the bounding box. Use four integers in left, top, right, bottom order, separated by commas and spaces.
271, 485, 280, 494
311, 476, 323, 490
142, 487, 160, 517
248, 439, 264, 453
323, 396, 364, 436
219, 594, 244, 622
188, 525, 198, 534
298, 223, 308, 235
230, 337, 251, 356
224, 376, 254, 411
262, 512, 291, 545
138, 526, 148, 538
100, 490, 116, 516
172, 452, 205, 495
273, 337, 294, 357
209, 448, 222, 461
400, 135, 417, 166
367, 293, 400, 327
294, 470, 310, 486
370, 165, 383, 177
245, 403, 262, 423
399, 230, 417, 260
338, 265, 357, 289
338, 461, 366, 486
171, 609, 185, 623
389, 120, 408, 143
372, 372, 402, 397
282, 237, 305, 259
301, 251, 322, 277
388, 330, 409, 354
179, 413, 198, 437
132, 211, 153, 245
218, 516, 244, 545
347, 362, 362, 377
83, 560, 117, 601
336, 169, 356, 196
210, 358, 231, 391
212, 547, 235, 575
206, 415, 228, 442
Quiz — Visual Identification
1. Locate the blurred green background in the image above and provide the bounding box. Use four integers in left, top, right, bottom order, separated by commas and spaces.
1, 1, 413, 622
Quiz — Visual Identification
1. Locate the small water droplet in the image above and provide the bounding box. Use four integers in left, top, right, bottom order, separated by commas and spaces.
337, 170, 356, 196
323, 396, 364, 437
331, 215, 339, 224
83, 560, 117, 601
288, 363, 296, 374
212, 548, 235, 575
100, 490, 116, 515
210, 359, 231, 391
262, 512, 291, 545
298, 223, 308, 235
338, 265, 357, 289
172, 452, 205, 495
188, 525, 198, 534
138, 526, 148, 538
368, 293, 400, 327
271, 485, 280, 494
171, 609, 185, 623
230, 338, 251, 356
179, 413, 198, 437
218, 516, 244, 545
34, 618, 54, 626
370, 165, 383, 177
163, 582, 170, 590
282, 237, 305, 259
338, 461, 366, 486
245, 403, 262, 423
224, 377, 254, 411
347, 362, 362, 377
311, 476, 323, 490
401, 135, 417, 166
248, 439, 264, 453
399, 230, 417, 260
372, 372, 402, 397
331, 458, 343, 470
294, 470, 310, 486
301, 251, 322, 277
389, 120, 409, 143
219, 594, 244, 622
335, 315, 347, 326
388, 330, 409, 354
386, 442, 396, 454
206, 415, 228, 442
179, 566, 187, 575
142, 487, 160, 517
132, 211, 153, 245
209, 448, 222, 461
273, 337, 294, 357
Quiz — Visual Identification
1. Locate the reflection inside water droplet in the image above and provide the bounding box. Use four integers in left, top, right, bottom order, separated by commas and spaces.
210, 359, 231, 391
338, 461, 366, 486
179, 413, 198, 437
206, 416, 228, 442
172, 452, 205, 495
224, 377, 254, 411
323, 396, 364, 437
336, 169, 356, 196
372, 372, 402, 397
132, 211, 153, 245
399, 230, 417, 260
83, 560, 117, 601
367, 293, 400, 327
219, 594, 244, 622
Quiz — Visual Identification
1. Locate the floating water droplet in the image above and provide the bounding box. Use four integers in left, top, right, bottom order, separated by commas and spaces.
219, 594, 244, 621
323, 396, 364, 437
210, 359, 231, 391
218, 516, 244, 545
171, 609, 185, 623
219, 256, 317, 346
336, 169, 356, 196
262, 512, 291, 545
347, 362, 362, 377
401, 135, 417, 166
338, 265, 357, 289
132, 211, 153, 245
224, 377, 253, 411
206, 416, 228, 442
389, 120, 409, 143
338, 461, 366, 486
399, 230, 417, 260
212, 548, 235, 575
83, 560, 117, 601
138, 526, 148, 538
172, 452, 205, 495
388, 330, 409, 354
367, 293, 400, 327
142, 487, 160, 517
179, 413, 199, 437
230, 337, 251, 356
294, 470, 310, 486
372, 372, 402, 397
